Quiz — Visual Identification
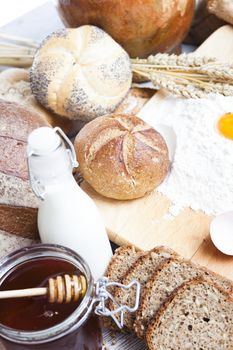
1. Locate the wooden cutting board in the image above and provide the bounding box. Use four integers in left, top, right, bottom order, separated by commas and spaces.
82, 25, 233, 281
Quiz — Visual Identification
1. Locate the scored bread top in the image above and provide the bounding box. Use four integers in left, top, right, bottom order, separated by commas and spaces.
110, 246, 179, 331
134, 257, 233, 339
75, 114, 170, 200
146, 278, 233, 350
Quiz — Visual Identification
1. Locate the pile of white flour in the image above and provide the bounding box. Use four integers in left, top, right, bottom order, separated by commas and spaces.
144, 94, 233, 216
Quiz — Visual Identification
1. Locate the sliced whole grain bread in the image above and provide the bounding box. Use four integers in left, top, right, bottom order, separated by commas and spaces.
146, 278, 233, 350
134, 258, 233, 338
104, 245, 143, 329
110, 246, 179, 331
105, 245, 142, 282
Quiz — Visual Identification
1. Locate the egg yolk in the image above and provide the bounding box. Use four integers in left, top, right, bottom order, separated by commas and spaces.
217, 112, 233, 140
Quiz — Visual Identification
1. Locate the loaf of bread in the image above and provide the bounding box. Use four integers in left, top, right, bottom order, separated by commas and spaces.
0, 99, 48, 255
135, 257, 233, 338
146, 278, 233, 350
207, 0, 233, 25
109, 247, 178, 330
0, 68, 73, 135
74, 114, 170, 200
30, 26, 132, 122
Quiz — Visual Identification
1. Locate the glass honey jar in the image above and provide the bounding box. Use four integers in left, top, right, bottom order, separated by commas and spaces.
0, 244, 140, 350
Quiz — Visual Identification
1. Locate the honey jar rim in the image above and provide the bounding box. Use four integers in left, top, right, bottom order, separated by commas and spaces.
0, 244, 95, 345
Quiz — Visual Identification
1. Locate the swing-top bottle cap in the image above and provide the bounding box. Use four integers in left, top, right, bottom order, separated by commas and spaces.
27, 127, 61, 156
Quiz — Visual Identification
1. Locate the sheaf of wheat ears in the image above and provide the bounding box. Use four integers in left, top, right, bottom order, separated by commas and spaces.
131, 53, 217, 67
132, 64, 233, 80
131, 54, 233, 87
133, 68, 231, 89
133, 68, 233, 98
132, 65, 233, 80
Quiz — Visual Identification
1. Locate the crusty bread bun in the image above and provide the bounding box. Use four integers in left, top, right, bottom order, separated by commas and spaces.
30, 26, 132, 122
74, 114, 170, 200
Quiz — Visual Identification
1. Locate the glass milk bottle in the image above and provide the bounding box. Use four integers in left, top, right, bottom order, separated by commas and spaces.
27, 127, 112, 280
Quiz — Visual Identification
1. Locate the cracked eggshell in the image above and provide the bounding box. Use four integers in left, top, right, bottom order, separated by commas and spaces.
210, 211, 233, 255
30, 26, 132, 122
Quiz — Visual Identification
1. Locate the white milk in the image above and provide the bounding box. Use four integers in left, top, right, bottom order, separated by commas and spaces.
27, 127, 112, 280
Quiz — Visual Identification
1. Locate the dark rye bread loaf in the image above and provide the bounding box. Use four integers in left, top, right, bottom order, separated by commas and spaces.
146, 278, 233, 350
134, 258, 233, 338
110, 246, 179, 331
0, 99, 48, 253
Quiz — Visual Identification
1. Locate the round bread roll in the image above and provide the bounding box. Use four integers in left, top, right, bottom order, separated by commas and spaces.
57, 0, 195, 58
30, 26, 132, 122
74, 114, 170, 200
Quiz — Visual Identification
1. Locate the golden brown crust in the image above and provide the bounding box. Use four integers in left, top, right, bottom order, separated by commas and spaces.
74, 114, 170, 200
57, 0, 195, 58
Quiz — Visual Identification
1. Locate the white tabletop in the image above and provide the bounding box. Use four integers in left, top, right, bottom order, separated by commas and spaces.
1, 1, 62, 41
0, 0, 49, 27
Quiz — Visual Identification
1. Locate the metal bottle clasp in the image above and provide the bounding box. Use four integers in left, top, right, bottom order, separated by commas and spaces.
93, 277, 141, 329
27, 127, 78, 200
27, 159, 46, 201
54, 127, 78, 169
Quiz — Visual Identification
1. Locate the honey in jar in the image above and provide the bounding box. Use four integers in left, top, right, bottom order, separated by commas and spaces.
0, 245, 103, 350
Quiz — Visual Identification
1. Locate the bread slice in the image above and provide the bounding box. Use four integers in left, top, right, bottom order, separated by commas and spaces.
146, 278, 233, 350
105, 245, 142, 282
104, 245, 143, 329
135, 258, 233, 338
110, 246, 179, 331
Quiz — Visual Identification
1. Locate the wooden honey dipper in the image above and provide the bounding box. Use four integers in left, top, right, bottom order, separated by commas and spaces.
0, 274, 87, 304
